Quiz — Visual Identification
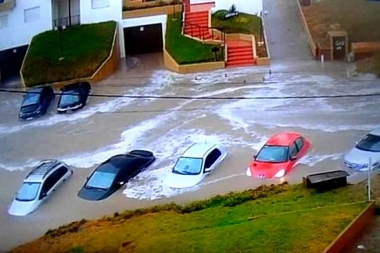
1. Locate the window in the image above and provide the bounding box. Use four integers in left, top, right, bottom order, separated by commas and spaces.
356, 134, 380, 152
0, 15, 8, 29
256, 146, 289, 163
91, 0, 109, 9
39, 169, 62, 198
24, 6, 40, 23
289, 143, 299, 158
204, 149, 222, 169
295, 137, 304, 151
172, 157, 203, 175
16, 182, 41, 201
86, 171, 117, 189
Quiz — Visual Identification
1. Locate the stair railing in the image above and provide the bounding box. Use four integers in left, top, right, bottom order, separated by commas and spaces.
183, 21, 226, 44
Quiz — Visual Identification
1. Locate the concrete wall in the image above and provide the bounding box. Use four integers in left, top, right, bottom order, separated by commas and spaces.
0, 0, 53, 51
211, 0, 262, 15
121, 14, 167, 58
164, 48, 225, 73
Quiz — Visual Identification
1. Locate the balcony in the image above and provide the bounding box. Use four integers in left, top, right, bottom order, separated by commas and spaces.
123, 0, 183, 19
0, 0, 15, 12
52, 15, 80, 28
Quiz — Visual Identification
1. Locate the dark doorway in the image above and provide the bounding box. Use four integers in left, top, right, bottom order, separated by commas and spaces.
0, 45, 28, 83
123, 24, 163, 56
332, 36, 346, 60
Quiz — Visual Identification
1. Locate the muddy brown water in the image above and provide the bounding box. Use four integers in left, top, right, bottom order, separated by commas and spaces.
0, 59, 380, 251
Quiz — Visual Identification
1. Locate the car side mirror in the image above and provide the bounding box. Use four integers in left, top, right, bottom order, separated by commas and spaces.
204, 168, 211, 173
290, 156, 297, 161
40, 192, 47, 199
118, 181, 124, 185
253, 154, 257, 159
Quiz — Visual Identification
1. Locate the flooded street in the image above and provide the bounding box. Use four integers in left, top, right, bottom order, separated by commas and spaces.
0, 59, 380, 251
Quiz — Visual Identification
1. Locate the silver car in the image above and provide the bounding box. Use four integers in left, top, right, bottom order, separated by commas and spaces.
344, 128, 380, 172
8, 160, 73, 216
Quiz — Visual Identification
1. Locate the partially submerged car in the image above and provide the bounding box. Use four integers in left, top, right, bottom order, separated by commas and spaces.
344, 127, 380, 171
19, 86, 55, 120
57, 82, 91, 113
8, 160, 73, 216
78, 150, 155, 201
246, 132, 311, 179
165, 143, 227, 188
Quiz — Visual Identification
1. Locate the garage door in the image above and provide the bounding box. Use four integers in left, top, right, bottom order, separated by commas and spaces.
0, 45, 28, 82
123, 24, 163, 56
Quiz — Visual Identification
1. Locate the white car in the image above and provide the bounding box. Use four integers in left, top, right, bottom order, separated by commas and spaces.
8, 160, 73, 216
344, 128, 380, 172
165, 143, 227, 188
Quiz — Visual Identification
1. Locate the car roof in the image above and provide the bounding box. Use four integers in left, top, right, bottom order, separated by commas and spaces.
100, 154, 138, 171
25, 160, 63, 182
369, 127, 380, 136
182, 143, 217, 158
266, 132, 301, 146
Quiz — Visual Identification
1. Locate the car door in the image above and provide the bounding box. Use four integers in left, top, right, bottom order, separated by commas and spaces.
295, 137, 305, 157
52, 165, 69, 188
288, 142, 300, 168
38, 170, 61, 203
203, 148, 222, 173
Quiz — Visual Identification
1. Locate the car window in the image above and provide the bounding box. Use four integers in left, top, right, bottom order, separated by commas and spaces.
16, 182, 41, 202
55, 166, 68, 179
356, 134, 380, 152
173, 157, 203, 175
22, 92, 40, 106
59, 90, 80, 107
256, 145, 289, 163
204, 149, 222, 169
289, 143, 298, 158
295, 137, 304, 151
39, 169, 62, 198
86, 171, 117, 189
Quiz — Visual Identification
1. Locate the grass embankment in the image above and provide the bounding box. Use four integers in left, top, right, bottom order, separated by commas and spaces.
212, 10, 267, 57
10, 181, 372, 253
165, 14, 223, 64
22, 21, 116, 87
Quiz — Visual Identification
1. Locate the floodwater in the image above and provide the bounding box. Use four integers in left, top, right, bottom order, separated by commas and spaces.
0, 58, 380, 251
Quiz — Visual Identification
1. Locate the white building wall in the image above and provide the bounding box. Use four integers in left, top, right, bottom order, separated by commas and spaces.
120, 15, 167, 58
0, 0, 53, 51
212, 0, 263, 16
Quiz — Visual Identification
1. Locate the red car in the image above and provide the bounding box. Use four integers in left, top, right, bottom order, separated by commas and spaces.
247, 132, 311, 179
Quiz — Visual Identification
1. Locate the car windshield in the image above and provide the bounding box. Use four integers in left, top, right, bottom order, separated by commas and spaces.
15, 182, 41, 201
172, 157, 203, 175
356, 134, 380, 152
22, 92, 40, 107
255, 145, 289, 163
85, 171, 117, 189
59, 90, 80, 107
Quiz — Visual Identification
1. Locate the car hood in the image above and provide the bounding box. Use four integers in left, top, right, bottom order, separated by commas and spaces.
8, 199, 37, 216
344, 148, 380, 170
78, 187, 110, 201
249, 161, 287, 179
165, 173, 203, 188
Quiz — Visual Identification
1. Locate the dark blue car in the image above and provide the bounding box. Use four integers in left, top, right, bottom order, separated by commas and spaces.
78, 150, 156, 201
57, 82, 91, 113
19, 86, 55, 120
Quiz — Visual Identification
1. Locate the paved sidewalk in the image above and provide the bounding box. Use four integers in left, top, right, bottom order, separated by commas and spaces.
262, 0, 312, 61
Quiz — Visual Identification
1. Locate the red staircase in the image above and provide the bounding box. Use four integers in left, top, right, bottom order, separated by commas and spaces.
226, 40, 257, 68
183, 11, 212, 40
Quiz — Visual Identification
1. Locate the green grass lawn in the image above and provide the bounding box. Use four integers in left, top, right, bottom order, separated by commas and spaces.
211, 10, 261, 36
10, 180, 374, 253
165, 14, 224, 64
22, 21, 116, 87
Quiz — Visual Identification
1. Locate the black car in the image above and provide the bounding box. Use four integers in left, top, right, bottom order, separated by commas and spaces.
57, 82, 91, 113
19, 86, 55, 120
78, 150, 156, 201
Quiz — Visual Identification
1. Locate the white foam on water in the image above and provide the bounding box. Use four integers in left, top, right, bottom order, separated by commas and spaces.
124, 128, 265, 200
299, 153, 343, 167
264, 122, 380, 133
